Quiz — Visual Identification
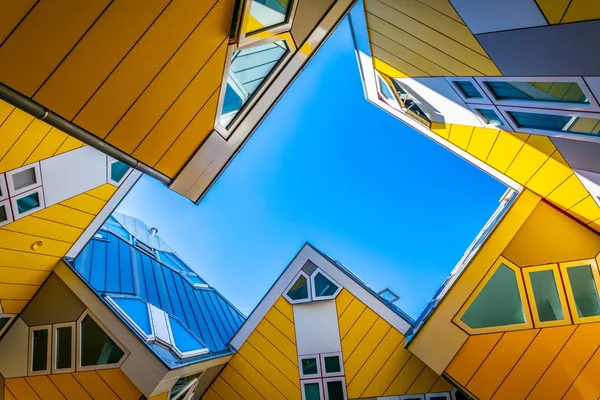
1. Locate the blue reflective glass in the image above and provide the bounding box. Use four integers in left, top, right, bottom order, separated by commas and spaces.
248, 0, 290, 34
378, 77, 394, 101
110, 161, 130, 183
222, 84, 243, 115
16, 192, 40, 213
111, 297, 152, 336
105, 216, 131, 241
187, 274, 207, 286
314, 272, 339, 297
509, 111, 572, 131
454, 81, 482, 98
158, 251, 194, 273
169, 316, 205, 353
476, 108, 503, 126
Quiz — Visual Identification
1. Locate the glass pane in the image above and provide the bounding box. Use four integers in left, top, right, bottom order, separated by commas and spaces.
16, 192, 40, 213
111, 297, 152, 336
287, 275, 309, 300
0, 204, 7, 222
0, 317, 10, 331
476, 108, 503, 126
247, 0, 291, 34
486, 81, 588, 104
324, 356, 341, 373
56, 326, 72, 369
509, 111, 600, 137
12, 167, 37, 190
186, 274, 207, 286
314, 272, 339, 297
567, 265, 600, 318
455, 81, 482, 98
159, 251, 194, 274
220, 41, 288, 128
461, 264, 526, 329
391, 80, 431, 125
32, 329, 48, 371
529, 270, 564, 322
169, 316, 205, 354
326, 380, 345, 400
110, 161, 130, 183
304, 383, 321, 400
170, 373, 201, 400
81, 315, 125, 366
302, 357, 318, 375
378, 77, 395, 101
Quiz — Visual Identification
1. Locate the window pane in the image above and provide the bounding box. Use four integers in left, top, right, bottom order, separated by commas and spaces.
391, 80, 431, 125
304, 383, 321, 400
326, 380, 345, 400
287, 275, 309, 300
378, 77, 395, 101
461, 264, 526, 329
17, 192, 40, 213
169, 316, 205, 354
221, 41, 288, 128
12, 167, 37, 190
509, 111, 600, 137
81, 315, 125, 366
56, 326, 72, 369
247, 0, 291, 34
475, 108, 503, 126
529, 270, 564, 322
32, 329, 48, 371
110, 161, 130, 183
455, 81, 482, 98
485, 81, 589, 104
159, 251, 194, 274
302, 357, 318, 375
170, 373, 201, 400
0, 317, 10, 331
111, 297, 152, 336
186, 274, 207, 286
314, 272, 339, 297
324, 355, 341, 373
0, 204, 7, 223
567, 265, 600, 318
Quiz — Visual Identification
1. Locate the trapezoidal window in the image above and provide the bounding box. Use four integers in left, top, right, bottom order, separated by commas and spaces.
311, 270, 341, 300
458, 259, 531, 333
79, 312, 125, 369
285, 271, 311, 303
523, 264, 571, 328
560, 260, 600, 323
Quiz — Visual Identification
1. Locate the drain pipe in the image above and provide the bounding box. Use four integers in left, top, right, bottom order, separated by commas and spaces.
0, 83, 171, 185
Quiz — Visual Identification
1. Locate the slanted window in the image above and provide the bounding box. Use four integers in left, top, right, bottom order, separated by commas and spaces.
103, 216, 132, 242
30, 325, 51, 375
79, 312, 125, 370
378, 288, 400, 303
311, 271, 341, 300
454, 81, 483, 99
0, 315, 14, 335
53, 322, 75, 373
108, 297, 153, 339
170, 373, 202, 400
245, 0, 293, 35
108, 159, 131, 185
474, 107, 506, 128
560, 261, 600, 323
483, 80, 590, 105
168, 316, 209, 359
504, 110, 600, 138
523, 265, 570, 328
158, 251, 194, 274
0, 200, 12, 227
285, 271, 311, 304
458, 259, 531, 333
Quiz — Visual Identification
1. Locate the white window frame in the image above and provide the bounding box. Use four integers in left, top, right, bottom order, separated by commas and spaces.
181, 272, 210, 289
497, 106, 600, 143
170, 376, 200, 400
446, 77, 491, 105
425, 393, 451, 400
0, 314, 16, 336
237, 0, 299, 47
284, 270, 313, 304
450, 388, 460, 400
401, 395, 426, 400
375, 72, 401, 110
0, 199, 13, 227
299, 354, 322, 379
29, 325, 52, 376
301, 378, 323, 400
106, 157, 132, 187
106, 296, 155, 342
149, 304, 171, 347
166, 315, 210, 359
0, 173, 8, 201
52, 322, 76, 374
10, 186, 45, 219
322, 377, 348, 400
77, 309, 128, 371
310, 269, 342, 301
466, 104, 512, 130
474, 76, 600, 112
6, 163, 41, 197
320, 352, 344, 377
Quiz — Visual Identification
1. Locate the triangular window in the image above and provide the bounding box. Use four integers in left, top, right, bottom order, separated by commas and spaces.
311, 271, 341, 300
80, 314, 125, 367
460, 262, 528, 330
285, 272, 311, 303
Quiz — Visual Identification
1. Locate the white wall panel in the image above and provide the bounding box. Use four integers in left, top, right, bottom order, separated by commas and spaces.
450, 0, 547, 34
294, 301, 341, 356
40, 146, 107, 206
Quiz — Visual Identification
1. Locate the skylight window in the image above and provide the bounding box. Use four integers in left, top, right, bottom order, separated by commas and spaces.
168, 316, 209, 358
109, 297, 153, 338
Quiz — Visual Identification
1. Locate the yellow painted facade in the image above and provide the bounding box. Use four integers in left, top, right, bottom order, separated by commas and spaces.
3, 369, 141, 400
536, 0, 600, 24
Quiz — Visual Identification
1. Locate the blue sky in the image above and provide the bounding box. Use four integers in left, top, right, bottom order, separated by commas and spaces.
117, 16, 506, 319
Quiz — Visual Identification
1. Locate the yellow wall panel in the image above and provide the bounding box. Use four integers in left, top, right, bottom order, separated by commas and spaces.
0, 1, 36, 44
562, 348, 600, 400
0, 283, 38, 300
202, 388, 221, 400
5, 378, 41, 400
429, 376, 454, 393
5, 388, 17, 400
274, 295, 294, 323
60, 194, 106, 215
371, 46, 427, 77
247, 331, 299, 385
547, 175, 590, 210
54, 138, 84, 157
0, 108, 34, 163
220, 365, 264, 399
562, 0, 600, 23
528, 323, 600, 399
448, 125, 473, 151
505, 135, 554, 185
466, 127, 499, 162
73, 0, 219, 139
25, 376, 66, 400
2, 216, 83, 243
406, 366, 439, 394
0, 229, 72, 258
1, 299, 28, 313
485, 131, 529, 173
255, 319, 297, 365
33, 205, 95, 230
212, 377, 243, 400
0, 249, 58, 271
341, 307, 378, 359
86, 184, 118, 202
33, 0, 170, 120
335, 289, 353, 317
430, 122, 451, 140
372, 57, 408, 79
384, 355, 425, 396
264, 307, 296, 344
154, 90, 220, 178
148, 393, 168, 400
526, 151, 572, 197
132, 41, 228, 166
0, 0, 110, 97
0, 100, 15, 125
48, 374, 92, 400
535, 0, 570, 24
466, 330, 538, 400
0, 119, 52, 173
0, 267, 50, 286
348, 328, 404, 398
73, 371, 119, 400
227, 353, 286, 400
24, 128, 70, 166
97, 369, 142, 400
105, 0, 233, 154
417, 0, 463, 22
344, 318, 390, 382
569, 196, 600, 223
338, 298, 367, 339
445, 333, 502, 385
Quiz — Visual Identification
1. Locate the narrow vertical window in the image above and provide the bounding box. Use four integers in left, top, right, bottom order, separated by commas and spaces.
561, 261, 600, 322
54, 323, 75, 373
523, 265, 570, 327
30, 326, 51, 375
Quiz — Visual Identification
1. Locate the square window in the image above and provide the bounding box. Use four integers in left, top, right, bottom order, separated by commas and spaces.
301, 379, 323, 400
323, 378, 347, 400
17, 192, 40, 213
324, 356, 341, 374
454, 81, 483, 99
302, 357, 319, 375
6, 163, 41, 196
475, 108, 504, 127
